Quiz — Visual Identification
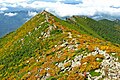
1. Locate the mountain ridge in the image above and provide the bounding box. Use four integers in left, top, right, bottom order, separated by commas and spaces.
0, 10, 120, 80
66, 15, 120, 44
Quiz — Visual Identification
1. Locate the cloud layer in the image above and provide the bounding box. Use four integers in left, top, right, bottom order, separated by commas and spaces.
0, 0, 120, 18
28, 11, 38, 17
4, 12, 18, 17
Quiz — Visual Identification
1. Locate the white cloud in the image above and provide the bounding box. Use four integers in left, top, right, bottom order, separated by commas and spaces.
0, 0, 27, 4
0, 0, 120, 18
4, 12, 18, 17
0, 7, 8, 11
28, 11, 38, 17
18, 0, 120, 17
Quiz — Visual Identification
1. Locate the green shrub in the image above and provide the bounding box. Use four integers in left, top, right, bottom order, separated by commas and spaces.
50, 30, 63, 35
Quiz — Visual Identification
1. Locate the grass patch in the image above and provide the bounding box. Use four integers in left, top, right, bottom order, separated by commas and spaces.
46, 77, 57, 80
96, 58, 103, 62
90, 70, 101, 77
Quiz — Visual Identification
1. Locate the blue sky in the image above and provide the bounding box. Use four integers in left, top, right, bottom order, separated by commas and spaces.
0, 0, 120, 18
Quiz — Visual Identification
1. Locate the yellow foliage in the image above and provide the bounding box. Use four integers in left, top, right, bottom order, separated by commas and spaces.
81, 55, 96, 63
90, 62, 100, 69
48, 69, 56, 76
95, 54, 104, 58
67, 73, 84, 80
79, 64, 87, 72
0, 65, 4, 70
39, 69, 46, 76
64, 62, 71, 68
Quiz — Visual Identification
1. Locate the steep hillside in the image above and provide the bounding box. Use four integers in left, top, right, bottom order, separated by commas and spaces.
98, 19, 120, 32
0, 11, 120, 80
66, 16, 102, 39
67, 16, 120, 44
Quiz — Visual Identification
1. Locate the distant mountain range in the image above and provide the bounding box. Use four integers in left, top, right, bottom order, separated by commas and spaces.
0, 10, 39, 37
0, 10, 120, 38
0, 11, 120, 80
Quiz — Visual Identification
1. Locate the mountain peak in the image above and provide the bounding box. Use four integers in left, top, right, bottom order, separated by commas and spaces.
40, 10, 50, 15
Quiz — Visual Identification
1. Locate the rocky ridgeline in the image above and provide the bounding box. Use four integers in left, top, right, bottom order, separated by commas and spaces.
33, 47, 120, 80
86, 49, 120, 80
0, 11, 120, 80
18, 11, 120, 80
